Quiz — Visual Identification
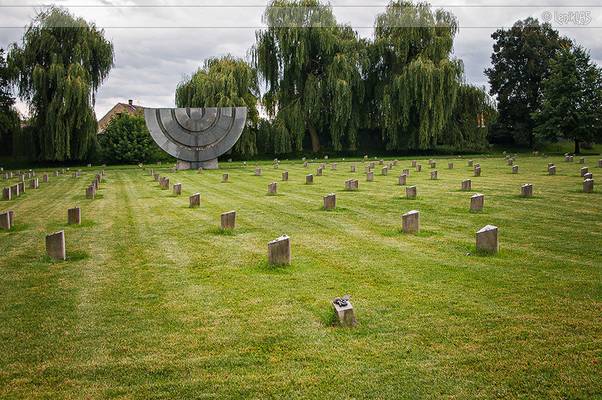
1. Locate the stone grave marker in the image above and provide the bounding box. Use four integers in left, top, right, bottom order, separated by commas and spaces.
402, 210, 420, 233
476, 225, 498, 253
345, 179, 359, 191
461, 179, 471, 191
512, 165, 519, 174
222, 173, 229, 183
2, 187, 11, 201
406, 185, 417, 199
0, 211, 11, 230
398, 174, 407, 185
11, 184, 19, 197
189, 193, 201, 207
583, 172, 593, 180
468, 160, 474, 167
402, 169, 410, 176
268, 235, 291, 266
173, 183, 182, 195
268, 182, 277, 195
548, 165, 556, 175
474, 166, 481, 177
46, 230, 66, 260
430, 170, 438, 180
43, 174, 49, 183
30, 178, 39, 189
470, 194, 484, 212
350, 164, 356, 173
382, 166, 388, 176
282, 171, 288, 181
221, 211, 236, 230
583, 178, 594, 193
306, 174, 314, 184
415, 164, 422, 172
323, 193, 336, 210
255, 167, 262, 176
448, 162, 454, 169
332, 296, 356, 327
67, 207, 81, 225
580, 167, 588, 177
367, 171, 374, 182
521, 183, 533, 197
86, 186, 95, 199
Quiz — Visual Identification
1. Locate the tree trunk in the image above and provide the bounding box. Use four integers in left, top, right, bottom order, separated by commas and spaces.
308, 124, 320, 153
574, 139, 580, 154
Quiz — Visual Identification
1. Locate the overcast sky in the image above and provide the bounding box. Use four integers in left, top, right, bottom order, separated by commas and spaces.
1, 0, 600, 119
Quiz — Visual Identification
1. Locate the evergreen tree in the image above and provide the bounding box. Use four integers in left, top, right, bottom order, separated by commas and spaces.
485, 18, 569, 147
9, 7, 114, 161
533, 45, 602, 154
175, 55, 259, 157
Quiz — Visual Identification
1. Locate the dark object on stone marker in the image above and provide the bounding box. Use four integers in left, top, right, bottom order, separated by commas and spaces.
332, 295, 356, 327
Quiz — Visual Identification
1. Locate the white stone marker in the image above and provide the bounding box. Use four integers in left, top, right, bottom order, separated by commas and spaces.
476, 225, 498, 253
402, 210, 420, 233
316, 167, 323, 176
548, 165, 556, 175
580, 167, 588, 177
173, 183, 182, 195
583, 178, 594, 193
367, 171, 374, 182
2, 187, 11, 201
268, 182, 277, 195
406, 186, 417, 199
470, 194, 484, 212
431, 162, 436, 169
255, 167, 262, 176
306, 174, 314, 184
382, 166, 388, 176
46, 230, 66, 260
268, 235, 291, 266
30, 178, 39, 189
221, 211, 236, 229
461, 179, 471, 191
583, 172, 593, 180
415, 164, 422, 172
282, 171, 288, 181
398, 174, 407, 185
430, 170, 438, 180
402, 169, 410, 176
512, 165, 519, 174
350, 164, 356, 172
67, 207, 81, 225
474, 166, 481, 177
43, 174, 49, 183
189, 193, 201, 208
323, 193, 336, 210
411, 160, 417, 167
521, 184, 533, 197
579, 157, 585, 164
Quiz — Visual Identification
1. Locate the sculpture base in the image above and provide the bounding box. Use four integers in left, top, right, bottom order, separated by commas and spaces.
176, 159, 218, 170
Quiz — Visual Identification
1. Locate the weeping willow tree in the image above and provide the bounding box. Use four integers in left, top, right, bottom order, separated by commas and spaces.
9, 7, 113, 161
175, 55, 260, 157
441, 84, 497, 150
253, 0, 366, 153
372, 1, 463, 150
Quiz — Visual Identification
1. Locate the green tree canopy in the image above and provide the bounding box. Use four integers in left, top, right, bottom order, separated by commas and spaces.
371, 1, 463, 150
533, 45, 602, 154
9, 7, 114, 161
175, 55, 260, 157
0, 48, 20, 155
99, 113, 160, 164
485, 18, 569, 147
253, 0, 367, 153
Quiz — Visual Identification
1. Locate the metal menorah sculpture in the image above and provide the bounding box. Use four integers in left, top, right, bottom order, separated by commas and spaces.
144, 107, 247, 170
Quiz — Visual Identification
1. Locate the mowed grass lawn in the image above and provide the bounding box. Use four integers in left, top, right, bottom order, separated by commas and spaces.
1, 155, 601, 399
